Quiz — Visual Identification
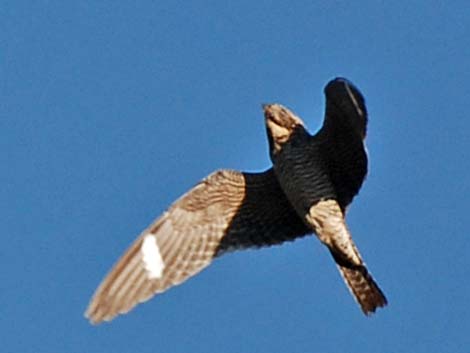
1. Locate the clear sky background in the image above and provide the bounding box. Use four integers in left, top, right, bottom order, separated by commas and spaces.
2, 1, 470, 352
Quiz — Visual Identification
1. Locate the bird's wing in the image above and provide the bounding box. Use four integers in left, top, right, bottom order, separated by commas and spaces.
85, 168, 309, 324
323, 77, 368, 139
321, 78, 369, 208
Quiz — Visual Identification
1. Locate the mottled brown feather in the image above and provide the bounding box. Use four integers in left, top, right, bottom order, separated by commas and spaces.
85, 169, 309, 324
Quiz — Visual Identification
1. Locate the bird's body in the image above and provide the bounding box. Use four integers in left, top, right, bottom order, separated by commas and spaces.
85, 78, 387, 324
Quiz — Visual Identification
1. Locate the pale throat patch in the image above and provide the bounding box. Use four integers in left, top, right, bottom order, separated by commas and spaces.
267, 120, 289, 139
141, 235, 165, 278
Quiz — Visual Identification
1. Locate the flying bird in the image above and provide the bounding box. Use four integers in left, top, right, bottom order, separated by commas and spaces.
85, 78, 387, 324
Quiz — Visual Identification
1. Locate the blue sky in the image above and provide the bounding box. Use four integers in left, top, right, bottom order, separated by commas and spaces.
2, 1, 470, 352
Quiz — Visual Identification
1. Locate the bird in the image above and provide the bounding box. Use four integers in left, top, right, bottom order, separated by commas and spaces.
85, 77, 387, 324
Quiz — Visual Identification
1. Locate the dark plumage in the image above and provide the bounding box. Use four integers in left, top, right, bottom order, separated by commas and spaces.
85, 78, 387, 324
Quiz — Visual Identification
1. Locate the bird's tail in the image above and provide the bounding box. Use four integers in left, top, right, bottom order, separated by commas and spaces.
331, 249, 388, 314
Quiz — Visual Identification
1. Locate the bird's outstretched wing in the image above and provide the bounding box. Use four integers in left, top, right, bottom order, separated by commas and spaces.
85, 169, 309, 324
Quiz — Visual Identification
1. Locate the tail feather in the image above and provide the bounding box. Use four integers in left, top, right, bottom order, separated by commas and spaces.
336, 262, 387, 314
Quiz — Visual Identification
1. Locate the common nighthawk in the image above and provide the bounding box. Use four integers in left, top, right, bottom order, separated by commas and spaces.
85, 78, 387, 324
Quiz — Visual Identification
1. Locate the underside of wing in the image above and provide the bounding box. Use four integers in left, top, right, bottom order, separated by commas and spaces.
85, 168, 309, 324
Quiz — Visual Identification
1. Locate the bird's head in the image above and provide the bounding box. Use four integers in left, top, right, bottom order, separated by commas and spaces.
263, 104, 306, 159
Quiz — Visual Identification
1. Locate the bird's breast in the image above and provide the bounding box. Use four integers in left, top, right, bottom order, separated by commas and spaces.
273, 143, 336, 218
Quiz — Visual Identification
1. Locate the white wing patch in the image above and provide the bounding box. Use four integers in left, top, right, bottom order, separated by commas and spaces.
141, 235, 165, 278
